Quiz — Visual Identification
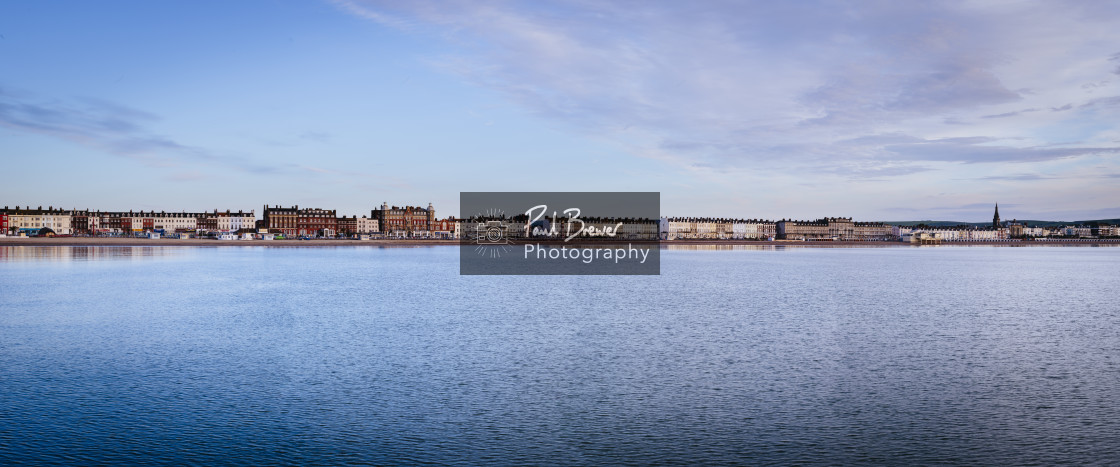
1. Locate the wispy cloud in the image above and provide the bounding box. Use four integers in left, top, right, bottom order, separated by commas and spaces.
0, 87, 278, 174
1079, 95, 1120, 109
298, 131, 332, 143
982, 108, 1039, 119
333, 0, 1120, 184
881, 137, 1120, 164
0, 87, 191, 167
975, 173, 1059, 181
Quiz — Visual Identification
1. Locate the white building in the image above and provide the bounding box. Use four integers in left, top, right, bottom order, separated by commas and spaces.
963, 228, 1004, 241
216, 210, 256, 233
3, 207, 72, 235
1063, 226, 1092, 237
152, 213, 197, 233
731, 220, 775, 240
356, 216, 379, 234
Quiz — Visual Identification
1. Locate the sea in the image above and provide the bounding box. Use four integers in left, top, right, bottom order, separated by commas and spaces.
1, 245, 1119, 465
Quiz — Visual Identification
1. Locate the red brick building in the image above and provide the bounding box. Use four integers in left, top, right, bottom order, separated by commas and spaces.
371, 202, 435, 238
70, 210, 90, 235
101, 212, 124, 233
196, 212, 218, 232
297, 208, 337, 237
262, 205, 299, 236
120, 213, 135, 234
337, 216, 358, 236
431, 217, 457, 238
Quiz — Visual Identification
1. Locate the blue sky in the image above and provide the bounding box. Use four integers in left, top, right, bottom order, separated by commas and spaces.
2, 1, 1119, 221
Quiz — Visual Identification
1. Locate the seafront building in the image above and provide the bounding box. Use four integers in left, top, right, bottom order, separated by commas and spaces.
2, 203, 1115, 241
216, 211, 256, 233
776, 217, 894, 241
297, 208, 338, 237
335, 215, 381, 236
261, 206, 298, 236
149, 212, 197, 233
659, 218, 776, 240
1063, 226, 1093, 237
894, 206, 1120, 242
371, 202, 436, 238
431, 217, 457, 239
1, 207, 73, 235
0, 206, 259, 236
261, 205, 344, 237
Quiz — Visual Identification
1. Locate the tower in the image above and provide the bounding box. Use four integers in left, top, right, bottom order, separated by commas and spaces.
993, 203, 1001, 228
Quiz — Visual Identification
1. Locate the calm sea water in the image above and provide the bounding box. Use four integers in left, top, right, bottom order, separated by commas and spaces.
1, 245, 1119, 465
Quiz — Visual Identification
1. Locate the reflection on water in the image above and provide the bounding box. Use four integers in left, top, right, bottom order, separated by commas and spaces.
662, 243, 1120, 251
0, 246, 195, 263
664, 244, 794, 251
2, 246, 1120, 464
3, 244, 1116, 262
662, 243, 915, 251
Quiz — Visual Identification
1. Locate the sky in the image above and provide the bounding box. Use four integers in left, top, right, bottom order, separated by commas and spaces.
2, 1, 1119, 222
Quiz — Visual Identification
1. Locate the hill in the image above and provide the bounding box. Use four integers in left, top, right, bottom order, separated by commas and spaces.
885, 218, 1120, 227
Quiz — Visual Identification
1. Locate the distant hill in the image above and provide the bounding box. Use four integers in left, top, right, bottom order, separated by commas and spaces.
886, 221, 988, 227
885, 219, 1120, 227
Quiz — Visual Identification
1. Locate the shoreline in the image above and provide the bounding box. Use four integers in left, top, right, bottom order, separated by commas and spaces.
1, 237, 1118, 247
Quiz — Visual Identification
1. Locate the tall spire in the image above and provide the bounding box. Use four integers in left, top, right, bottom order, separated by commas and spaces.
993, 203, 1001, 228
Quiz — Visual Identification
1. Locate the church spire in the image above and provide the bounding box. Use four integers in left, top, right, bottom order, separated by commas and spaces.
993, 203, 1001, 228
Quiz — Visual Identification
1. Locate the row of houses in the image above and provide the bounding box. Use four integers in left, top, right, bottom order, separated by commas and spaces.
896, 205, 1119, 242
657, 217, 896, 241
257, 203, 456, 238
3, 203, 1115, 241
0, 206, 260, 236
660, 218, 777, 240
0, 203, 456, 238
899, 223, 1119, 242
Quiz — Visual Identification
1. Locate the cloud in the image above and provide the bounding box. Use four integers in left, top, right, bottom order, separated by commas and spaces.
881, 137, 1120, 164
0, 88, 183, 165
816, 163, 934, 179
334, 0, 1120, 183
1079, 95, 1120, 109
982, 108, 1039, 119
298, 131, 332, 143
165, 171, 208, 182
831, 133, 1119, 165
0, 87, 278, 174
975, 173, 1059, 181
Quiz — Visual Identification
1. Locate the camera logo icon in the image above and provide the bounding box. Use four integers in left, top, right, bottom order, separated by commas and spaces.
476, 221, 510, 245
